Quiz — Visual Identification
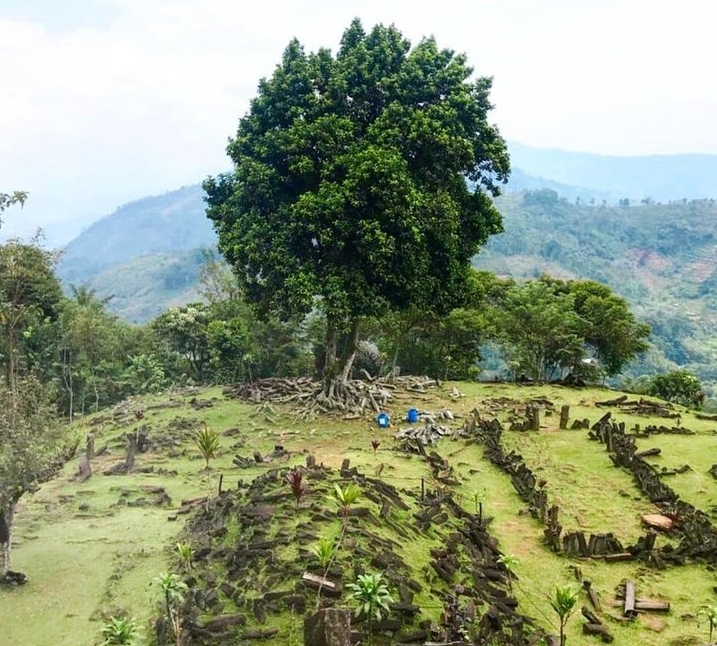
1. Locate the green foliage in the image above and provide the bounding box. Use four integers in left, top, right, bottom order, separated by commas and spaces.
100, 616, 139, 645
205, 19, 509, 382
0, 191, 28, 216
347, 571, 394, 623
174, 541, 193, 571
311, 536, 336, 570
698, 604, 717, 644
152, 571, 188, 629
496, 553, 518, 594
0, 241, 63, 390
193, 423, 220, 468
122, 353, 166, 395
549, 585, 578, 646
493, 280, 586, 381
331, 482, 361, 521
483, 275, 649, 381
648, 370, 704, 408
0, 374, 70, 573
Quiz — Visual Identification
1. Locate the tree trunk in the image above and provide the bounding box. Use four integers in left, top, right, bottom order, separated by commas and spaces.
0, 503, 15, 576
337, 318, 361, 384
323, 322, 338, 381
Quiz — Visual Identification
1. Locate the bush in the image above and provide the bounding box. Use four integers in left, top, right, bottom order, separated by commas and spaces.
647, 370, 705, 408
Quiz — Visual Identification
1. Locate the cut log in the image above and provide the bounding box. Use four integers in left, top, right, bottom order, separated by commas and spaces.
583, 580, 601, 612
623, 581, 637, 619
582, 623, 614, 642
634, 599, 670, 612
635, 447, 661, 458
602, 552, 633, 562
581, 605, 601, 625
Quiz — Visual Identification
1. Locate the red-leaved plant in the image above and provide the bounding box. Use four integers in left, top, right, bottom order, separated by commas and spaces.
285, 468, 308, 507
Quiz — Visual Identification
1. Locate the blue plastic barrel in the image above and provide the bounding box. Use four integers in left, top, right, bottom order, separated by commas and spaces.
407, 408, 419, 423
376, 412, 390, 428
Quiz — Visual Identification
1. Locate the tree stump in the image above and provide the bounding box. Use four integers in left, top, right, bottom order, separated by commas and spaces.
559, 405, 570, 429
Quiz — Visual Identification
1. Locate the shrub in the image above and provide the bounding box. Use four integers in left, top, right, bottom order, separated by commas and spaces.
647, 370, 705, 408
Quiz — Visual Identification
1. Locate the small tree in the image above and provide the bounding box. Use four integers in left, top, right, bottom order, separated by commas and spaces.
550, 585, 578, 646
699, 605, 717, 645
0, 376, 69, 576
347, 572, 394, 642
648, 370, 704, 409
193, 422, 219, 469
152, 571, 189, 645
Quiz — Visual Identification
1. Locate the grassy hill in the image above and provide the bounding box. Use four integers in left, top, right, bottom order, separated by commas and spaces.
2, 382, 716, 645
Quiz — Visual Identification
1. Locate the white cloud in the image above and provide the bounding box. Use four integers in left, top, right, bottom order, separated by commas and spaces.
1, 0, 716, 234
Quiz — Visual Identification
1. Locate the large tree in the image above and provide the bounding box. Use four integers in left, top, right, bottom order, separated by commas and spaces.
204, 20, 509, 392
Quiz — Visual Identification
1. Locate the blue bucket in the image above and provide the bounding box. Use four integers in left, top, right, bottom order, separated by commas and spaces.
376, 412, 390, 428
407, 408, 419, 424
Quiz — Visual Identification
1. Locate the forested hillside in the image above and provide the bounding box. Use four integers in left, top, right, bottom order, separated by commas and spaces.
477, 190, 717, 387
56, 184, 214, 287
49, 154, 717, 393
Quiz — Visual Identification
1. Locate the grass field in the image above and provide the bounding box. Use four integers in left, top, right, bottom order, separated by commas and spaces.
1, 382, 716, 646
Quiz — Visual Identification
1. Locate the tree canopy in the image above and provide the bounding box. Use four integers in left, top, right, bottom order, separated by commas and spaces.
204, 19, 509, 386
486, 275, 650, 381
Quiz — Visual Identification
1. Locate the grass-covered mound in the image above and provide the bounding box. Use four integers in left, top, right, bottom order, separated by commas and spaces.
1, 381, 716, 645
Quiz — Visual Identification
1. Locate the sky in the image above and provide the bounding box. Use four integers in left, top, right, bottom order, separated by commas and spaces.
1, 0, 716, 237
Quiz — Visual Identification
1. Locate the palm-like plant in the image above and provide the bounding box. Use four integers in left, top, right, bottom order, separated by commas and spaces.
699, 604, 717, 645
550, 585, 578, 646
347, 572, 394, 642
331, 482, 361, 524
101, 616, 139, 645
312, 536, 336, 571
194, 422, 220, 469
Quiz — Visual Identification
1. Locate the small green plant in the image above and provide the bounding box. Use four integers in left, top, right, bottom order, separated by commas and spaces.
174, 541, 193, 571
312, 536, 336, 571
331, 482, 361, 523
101, 616, 139, 645
153, 571, 189, 641
347, 571, 394, 642
497, 553, 519, 595
311, 535, 338, 610
194, 422, 220, 469
285, 468, 309, 507
549, 585, 578, 646
699, 604, 717, 645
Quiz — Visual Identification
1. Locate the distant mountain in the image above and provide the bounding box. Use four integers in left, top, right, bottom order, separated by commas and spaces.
504, 167, 614, 204
508, 141, 717, 202
56, 184, 214, 287
88, 249, 207, 324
